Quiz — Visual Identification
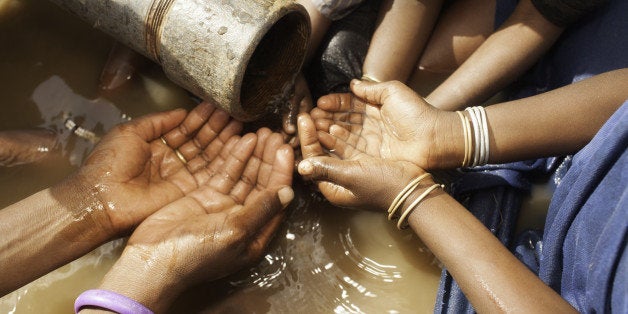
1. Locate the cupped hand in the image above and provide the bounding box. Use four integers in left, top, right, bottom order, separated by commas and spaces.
124, 129, 294, 281
95, 129, 294, 312
298, 112, 425, 210
71, 101, 243, 236
311, 80, 459, 169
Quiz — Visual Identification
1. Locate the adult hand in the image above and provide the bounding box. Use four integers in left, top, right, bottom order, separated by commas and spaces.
310, 80, 461, 170
92, 129, 294, 313
68, 101, 243, 237
298, 112, 425, 210
282, 73, 314, 147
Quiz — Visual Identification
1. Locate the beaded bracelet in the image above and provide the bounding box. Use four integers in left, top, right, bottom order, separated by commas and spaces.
74, 289, 154, 314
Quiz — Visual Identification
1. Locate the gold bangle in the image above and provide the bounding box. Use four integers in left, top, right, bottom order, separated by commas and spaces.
456, 111, 468, 167
387, 173, 432, 220
361, 74, 382, 83
397, 183, 443, 230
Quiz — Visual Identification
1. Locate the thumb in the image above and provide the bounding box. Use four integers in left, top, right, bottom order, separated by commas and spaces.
350, 79, 417, 107
122, 108, 187, 142
298, 157, 357, 188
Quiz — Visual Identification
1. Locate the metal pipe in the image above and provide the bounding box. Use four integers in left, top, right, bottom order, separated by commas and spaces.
49, 0, 311, 121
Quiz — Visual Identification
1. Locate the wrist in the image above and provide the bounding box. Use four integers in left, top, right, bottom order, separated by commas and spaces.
51, 174, 117, 241
97, 246, 185, 313
398, 177, 447, 226
428, 110, 466, 169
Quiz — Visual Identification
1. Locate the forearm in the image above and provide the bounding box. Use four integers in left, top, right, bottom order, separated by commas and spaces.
362, 0, 442, 82
430, 69, 628, 168
297, 0, 332, 63
403, 182, 576, 312
426, 0, 563, 111
486, 69, 628, 163
0, 180, 113, 296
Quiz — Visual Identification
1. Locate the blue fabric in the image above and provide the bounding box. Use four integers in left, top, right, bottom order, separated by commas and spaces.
539, 101, 628, 312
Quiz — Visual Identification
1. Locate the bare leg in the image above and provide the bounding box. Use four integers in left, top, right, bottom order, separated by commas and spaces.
415, 0, 496, 74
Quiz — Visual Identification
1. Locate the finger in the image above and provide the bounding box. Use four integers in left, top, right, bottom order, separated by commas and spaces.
176, 108, 237, 160
297, 113, 325, 160
350, 79, 419, 107
161, 102, 228, 150
317, 181, 358, 206
297, 156, 358, 188
252, 188, 294, 245
117, 108, 187, 142
208, 133, 257, 194
247, 212, 284, 260
265, 144, 294, 189
317, 130, 352, 159
230, 186, 293, 239
194, 135, 240, 186
228, 128, 272, 203
184, 119, 243, 172
283, 98, 300, 135
310, 107, 334, 121
316, 93, 352, 112
257, 133, 287, 187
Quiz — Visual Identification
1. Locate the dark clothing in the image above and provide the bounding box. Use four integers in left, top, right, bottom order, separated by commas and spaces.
531, 0, 609, 27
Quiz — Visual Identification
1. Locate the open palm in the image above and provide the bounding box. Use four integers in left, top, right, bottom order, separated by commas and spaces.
310, 80, 443, 169
74, 102, 243, 235
123, 129, 294, 284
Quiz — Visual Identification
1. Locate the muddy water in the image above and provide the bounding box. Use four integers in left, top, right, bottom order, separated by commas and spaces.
0, 1, 441, 313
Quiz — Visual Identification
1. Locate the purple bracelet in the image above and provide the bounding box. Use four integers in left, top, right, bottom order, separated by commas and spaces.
74, 289, 154, 314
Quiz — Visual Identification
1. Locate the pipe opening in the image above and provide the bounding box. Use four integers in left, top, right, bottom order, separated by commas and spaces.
240, 10, 309, 119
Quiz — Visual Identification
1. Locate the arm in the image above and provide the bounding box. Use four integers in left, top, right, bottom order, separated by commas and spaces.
297, 113, 577, 312
321, 69, 628, 170
296, 0, 332, 64
0, 182, 113, 295
426, 0, 563, 111
362, 0, 442, 82
403, 179, 576, 312
0, 102, 243, 296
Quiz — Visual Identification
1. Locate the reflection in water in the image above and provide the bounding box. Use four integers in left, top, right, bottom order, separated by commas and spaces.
0, 0, 441, 313
32, 75, 131, 165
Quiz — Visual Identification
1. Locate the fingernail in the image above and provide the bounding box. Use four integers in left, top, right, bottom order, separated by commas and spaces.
351, 79, 361, 85
297, 160, 313, 175
286, 124, 296, 134
278, 186, 294, 208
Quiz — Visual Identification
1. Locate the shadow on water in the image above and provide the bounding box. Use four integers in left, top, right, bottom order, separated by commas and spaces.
0, 0, 441, 313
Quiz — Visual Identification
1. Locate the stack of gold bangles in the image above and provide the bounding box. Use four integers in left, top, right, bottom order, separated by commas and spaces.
456, 106, 490, 167
387, 173, 444, 229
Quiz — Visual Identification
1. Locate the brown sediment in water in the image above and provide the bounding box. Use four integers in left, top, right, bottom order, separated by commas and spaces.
0, 1, 442, 313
